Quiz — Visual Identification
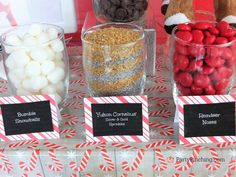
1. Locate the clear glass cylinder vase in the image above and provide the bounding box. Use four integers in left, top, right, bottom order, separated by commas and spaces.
0, 23, 69, 109
82, 23, 146, 97
171, 23, 236, 98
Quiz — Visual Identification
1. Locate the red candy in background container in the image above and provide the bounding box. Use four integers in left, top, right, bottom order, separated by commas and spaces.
172, 21, 236, 96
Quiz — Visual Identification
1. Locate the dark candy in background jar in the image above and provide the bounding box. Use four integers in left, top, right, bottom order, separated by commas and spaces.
99, 0, 148, 22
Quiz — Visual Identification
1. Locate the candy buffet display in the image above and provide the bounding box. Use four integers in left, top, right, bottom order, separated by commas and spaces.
82, 23, 146, 96
172, 21, 236, 96
93, 0, 148, 23
0, 23, 69, 107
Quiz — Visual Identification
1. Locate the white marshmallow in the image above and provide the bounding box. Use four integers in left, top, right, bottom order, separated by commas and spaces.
8, 72, 22, 88
54, 59, 65, 68
12, 50, 30, 67
5, 34, 21, 46
22, 78, 33, 91
13, 68, 26, 80
30, 75, 48, 91
29, 23, 43, 36
50, 39, 64, 52
41, 60, 55, 75
45, 47, 55, 60
47, 67, 65, 84
30, 47, 50, 62
25, 61, 41, 76
22, 35, 38, 46
5, 55, 15, 69
41, 84, 56, 94
47, 27, 58, 40
17, 88, 32, 96
4, 46, 15, 54
55, 52, 63, 60
37, 32, 50, 44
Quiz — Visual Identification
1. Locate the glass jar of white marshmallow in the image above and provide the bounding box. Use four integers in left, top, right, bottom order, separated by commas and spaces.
0, 23, 69, 109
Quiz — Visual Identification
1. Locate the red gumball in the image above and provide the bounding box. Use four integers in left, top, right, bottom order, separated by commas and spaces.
209, 27, 220, 36
192, 30, 204, 44
187, 60, 203, 72
216, 89, 227, 95
217, 67, 233, 78
216, 21, 230, 32
176, 31, 193, 42
214, 57, 225, 67
225, 56, 235, 66
210, 70, 220, 82
205, 85, 216, 95
177, 72, 193, 87
173, 66, 180, 73
205, 56, 224, 68
221, 29, 236, 38
204, 35, 216, 45
204, 31, 212, 38
202, 65, 214, 75
177, 85, 192, 96
191, 85, 203, 95
206, 47, 223, 58
194, 22, 213, 30
229, 36, 236, 42
175, 54, 189, 70
176, 43, 188, 55
177, 24, 192, 31
194, 74, 210, 88
214, 37, 229, 45
222, 47, 233, 60
187, 45, 205, 58
215, 79, 229, 91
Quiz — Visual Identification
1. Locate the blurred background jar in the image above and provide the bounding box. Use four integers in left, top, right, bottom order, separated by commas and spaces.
82, 23, 146, 96
92, 0, 148, 25
0, 23, 69, 109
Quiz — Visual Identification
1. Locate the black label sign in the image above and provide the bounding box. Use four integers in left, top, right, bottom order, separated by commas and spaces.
91, 103, 143, 137
1, 101, 53, 136
184, 102, 235, 137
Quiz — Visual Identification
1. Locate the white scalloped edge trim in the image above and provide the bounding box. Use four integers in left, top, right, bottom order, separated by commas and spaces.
165, 13, 191, 26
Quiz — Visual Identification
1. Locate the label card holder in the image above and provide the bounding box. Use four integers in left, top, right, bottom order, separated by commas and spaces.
0, 95, 60, 141
178, 95, 236, 144
84, 96, 149, 143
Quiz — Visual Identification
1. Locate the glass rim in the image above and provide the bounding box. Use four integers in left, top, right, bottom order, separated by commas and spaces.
81, 23, 145, 47
0, 23, 64, 48
172, 24, 236, 47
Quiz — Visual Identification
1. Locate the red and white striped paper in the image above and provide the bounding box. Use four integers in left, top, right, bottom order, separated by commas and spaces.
178, 95, 236, 145
0, 95, 60, 142
84, 96, 149, 142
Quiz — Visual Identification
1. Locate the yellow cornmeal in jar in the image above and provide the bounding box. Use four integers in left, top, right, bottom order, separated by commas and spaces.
83, 27, 144, 62
85, 55, 144, 76
89, 69, 144, 92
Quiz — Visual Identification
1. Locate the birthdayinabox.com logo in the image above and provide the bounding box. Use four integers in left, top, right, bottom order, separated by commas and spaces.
167, 156, 225, 163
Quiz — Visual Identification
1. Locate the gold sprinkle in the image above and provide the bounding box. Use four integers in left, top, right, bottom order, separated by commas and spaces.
84, 27, 142, 45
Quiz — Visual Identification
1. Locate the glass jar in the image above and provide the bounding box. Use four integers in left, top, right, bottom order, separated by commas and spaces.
82, 23, 146, 97
171, 22, 236, 97
93, 0, 148, 24
0, 23, 69, 109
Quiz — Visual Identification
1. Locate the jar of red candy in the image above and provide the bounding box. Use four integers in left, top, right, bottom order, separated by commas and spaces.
93, 0, 148, 24
172, 21, 236, 96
